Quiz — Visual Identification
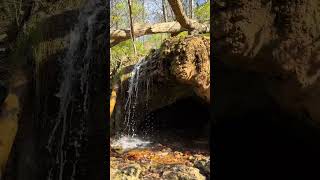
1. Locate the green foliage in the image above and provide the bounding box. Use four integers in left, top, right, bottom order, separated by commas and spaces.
195, 1, 210, 23
111, 0, 145, 29
144, 34, 168, 49
177, 31, 188, 38
131, 1, 144, 18
110, 39, 145, 72
110, 33, 169, 81
110, 0, 210, 85
111, 2, 126, 28
203, 33, 210, 37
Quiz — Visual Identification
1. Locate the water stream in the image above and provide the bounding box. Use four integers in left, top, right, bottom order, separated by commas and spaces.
123, 58, 147, 135
111, 135, 151, 150
45, 1, 105, 179
111, 58, 153, 151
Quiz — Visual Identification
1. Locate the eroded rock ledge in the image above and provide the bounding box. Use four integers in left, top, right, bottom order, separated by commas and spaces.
111, 35, 210, 133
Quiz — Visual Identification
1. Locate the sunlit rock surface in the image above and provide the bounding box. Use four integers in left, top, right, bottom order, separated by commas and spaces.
110, 142, 209, 180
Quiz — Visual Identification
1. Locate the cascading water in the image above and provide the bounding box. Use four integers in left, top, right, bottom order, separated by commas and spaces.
111, 58, 154, 150
123, 58, 148, 136
45, 0, 105, 179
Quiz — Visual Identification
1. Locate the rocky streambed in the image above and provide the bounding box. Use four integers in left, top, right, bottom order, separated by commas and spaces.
110, 142, 210, 180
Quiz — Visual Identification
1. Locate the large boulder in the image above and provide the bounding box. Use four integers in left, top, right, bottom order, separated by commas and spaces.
111, 35, 210, 134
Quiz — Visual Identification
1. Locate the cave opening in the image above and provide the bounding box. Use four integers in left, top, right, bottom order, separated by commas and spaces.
137, 96, 210, 152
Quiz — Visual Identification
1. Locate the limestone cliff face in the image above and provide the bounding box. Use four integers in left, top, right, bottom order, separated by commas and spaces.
213, 0, 320, 125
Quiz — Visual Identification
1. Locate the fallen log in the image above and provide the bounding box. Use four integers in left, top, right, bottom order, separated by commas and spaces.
111, 22, 187, 47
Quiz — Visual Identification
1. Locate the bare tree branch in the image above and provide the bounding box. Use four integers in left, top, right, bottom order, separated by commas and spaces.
167, 0, 189, 28
110, 21, 187, 47
167, 0, 209, 33
110, 0, 209, 46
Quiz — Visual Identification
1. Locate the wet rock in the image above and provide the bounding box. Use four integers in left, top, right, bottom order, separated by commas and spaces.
186, 154, 210, 177
112, 145, 125, 154
0, 34, 7, 42
0, 48, 6, 53
111, 145, 210, 179
0, 82, 8, 107
111, 163, 142, 180
161, 165, 206, 180
194, 159, 210, 175
121, 164, 142, 179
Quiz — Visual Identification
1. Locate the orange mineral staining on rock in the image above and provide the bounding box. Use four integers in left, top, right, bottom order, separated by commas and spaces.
124, 149, 191, 165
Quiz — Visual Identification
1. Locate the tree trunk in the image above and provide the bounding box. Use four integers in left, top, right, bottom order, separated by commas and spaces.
162, 0, 167, 22
169, 5, 175, 21
167, 0, 209, 33
142, 0, 145, 45
127, 0, 137, 55
167, 0, 189, 28
189, 0, 193, 19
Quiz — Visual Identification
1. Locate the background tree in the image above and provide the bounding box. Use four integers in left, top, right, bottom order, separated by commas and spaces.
110, 0, 209, 80
189, 0, 193, 18
127, 0, 137, 55
162, 0, 167, 22
194, 0, 209, 23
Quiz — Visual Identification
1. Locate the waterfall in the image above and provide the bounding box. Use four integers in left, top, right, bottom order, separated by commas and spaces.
45, 0, 105, 179
123, 58, 149, 136
110, 57, 155, 150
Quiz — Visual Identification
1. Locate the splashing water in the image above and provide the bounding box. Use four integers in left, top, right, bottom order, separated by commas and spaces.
112, 57, 155, 150
111, 135, 151, 151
